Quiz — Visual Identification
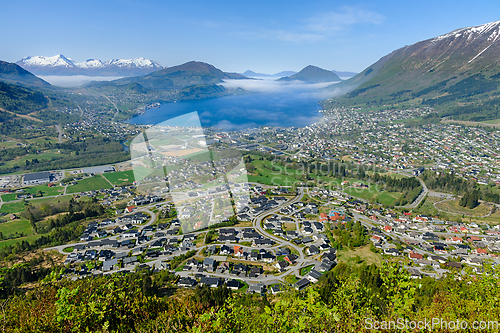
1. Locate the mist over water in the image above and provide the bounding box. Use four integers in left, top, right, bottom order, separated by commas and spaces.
128, 79, 343, 129
38, 75, 123, 87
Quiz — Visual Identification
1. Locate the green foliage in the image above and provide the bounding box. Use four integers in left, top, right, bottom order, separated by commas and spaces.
0, 81, 48, 114
2, 261, 500, 332
331, 220, 368, 250
459, 189, 480, 209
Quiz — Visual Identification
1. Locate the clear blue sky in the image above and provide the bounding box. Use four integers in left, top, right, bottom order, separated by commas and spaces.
1, 0, 499, 74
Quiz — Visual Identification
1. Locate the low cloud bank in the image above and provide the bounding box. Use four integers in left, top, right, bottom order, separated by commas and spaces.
38, 75, 123, 87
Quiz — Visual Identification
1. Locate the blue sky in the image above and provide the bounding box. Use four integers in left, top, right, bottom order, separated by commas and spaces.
1, 0, 500, 73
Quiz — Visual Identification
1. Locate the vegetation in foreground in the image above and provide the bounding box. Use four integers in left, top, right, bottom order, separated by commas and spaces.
1, 261, 499, 332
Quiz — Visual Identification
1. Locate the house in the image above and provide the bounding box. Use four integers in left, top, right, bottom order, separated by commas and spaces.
203, 258, 216, 272
384, 248, 400, 256
125, 206, 136, 213
275, 261, 288, 272
445, 261, 462, 269
261, 252, 275, 263
247, 283, 265, 294
285, 254, 298, 265
307, 245, 320, 256
408, 251, 424, 260
306, 269, 323, 283
294, 278, 310, 290
102, 258, 118, 271
200, 277, 220, 288
226, 279, 240, 290
407, 268, 422, 279
270, 285, 282, 294
177, 277, 198, 288
249, 266, 262, 278
220, 245, 232, 255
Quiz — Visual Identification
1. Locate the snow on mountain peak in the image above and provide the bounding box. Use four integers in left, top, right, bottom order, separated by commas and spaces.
430, 20, 500, 44
19, 55, 162, 69
20, 55, 76, 68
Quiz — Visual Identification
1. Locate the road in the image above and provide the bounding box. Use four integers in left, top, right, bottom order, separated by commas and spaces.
100, 94, 120, 121
55, 124, 63, 143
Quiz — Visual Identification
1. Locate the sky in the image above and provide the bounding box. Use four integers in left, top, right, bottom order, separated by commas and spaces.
1, 0, 500, 74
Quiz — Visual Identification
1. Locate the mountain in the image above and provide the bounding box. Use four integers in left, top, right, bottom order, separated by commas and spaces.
326, 20, 500, 120
16, 55, 163, 76
0, 60, 50, 88
278, 65, 341, 83
242, 70, 297, 78
98, 61, 248, 90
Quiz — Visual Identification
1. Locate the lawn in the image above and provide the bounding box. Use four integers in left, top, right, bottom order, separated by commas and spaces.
66, 175, 113, 194
0, 219, 33, 238
103, 170, 135, 186
299, 264, 315, 276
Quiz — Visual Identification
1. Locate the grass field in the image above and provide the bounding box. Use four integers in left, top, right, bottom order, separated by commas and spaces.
435, 199, 491, 217
337, 245, 382, 266
376, 191, 402, 205
0, 219, 33, 238
103, 170, 135, 186
0, 201, 26, 214
1, 184, 64, 202
1, 193, 17, 202
482, 119, 500, 124
66, 175, 113, 194
0, 234, 41, 248
25, 184, 64, 197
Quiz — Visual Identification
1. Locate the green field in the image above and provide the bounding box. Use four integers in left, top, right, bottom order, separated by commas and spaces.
0, 201, 26, 214
344, 186, 382, 201
25, 184, 64, 197
66, 175, 113, 194
1, 184, 64, 203
0, 234, 42, 248
103, 170, 135, 186
481, 118, 500, 124
0, 219, 33, 238
1, 193, 17, 202
376, 191, 402, 205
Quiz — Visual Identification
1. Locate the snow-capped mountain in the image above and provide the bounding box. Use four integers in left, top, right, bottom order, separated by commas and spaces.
330, 20, 500, 106
16, 55, 164, 76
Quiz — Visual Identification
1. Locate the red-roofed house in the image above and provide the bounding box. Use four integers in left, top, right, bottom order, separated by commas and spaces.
409, 251, 424, 260
125, 206, 136, 213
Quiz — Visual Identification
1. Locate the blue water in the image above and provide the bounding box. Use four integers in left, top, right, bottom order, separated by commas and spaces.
126, 91, 324, 129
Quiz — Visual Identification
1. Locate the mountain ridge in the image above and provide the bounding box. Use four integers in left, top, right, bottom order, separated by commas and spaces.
0, 60, 51, 88
278, 65, 341, 83
17, 55, 163, 76
324, 20, 500, 121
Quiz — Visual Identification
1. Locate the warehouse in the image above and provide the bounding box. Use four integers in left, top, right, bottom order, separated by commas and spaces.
23, 172, 52, 185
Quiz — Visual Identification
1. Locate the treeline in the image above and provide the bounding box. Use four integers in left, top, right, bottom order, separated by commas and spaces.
2, 261, 500, 332
0, 137, 130, 174
0, 200, 105, 261
372, 173, 422, 206
422, 171, 500, 204
330, 220, 368, 250
459, 190, 480, 209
